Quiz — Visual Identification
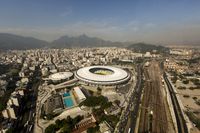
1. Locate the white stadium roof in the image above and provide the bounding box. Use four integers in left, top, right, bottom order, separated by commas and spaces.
49, 72, 73, 81
75, 66, 130, 85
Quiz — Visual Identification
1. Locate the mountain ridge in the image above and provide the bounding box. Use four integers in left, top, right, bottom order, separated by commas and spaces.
51, 34, 124, 48
0, 33, 198, 50
0, 33, 48, 50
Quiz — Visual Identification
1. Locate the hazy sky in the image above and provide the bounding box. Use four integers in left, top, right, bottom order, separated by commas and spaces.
0, 0, 200, 44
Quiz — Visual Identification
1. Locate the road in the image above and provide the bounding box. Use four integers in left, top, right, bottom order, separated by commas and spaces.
163, 72, 188, 133
13, 66, 41, 133
127, 64, 143, 133
116, 63, 143, 133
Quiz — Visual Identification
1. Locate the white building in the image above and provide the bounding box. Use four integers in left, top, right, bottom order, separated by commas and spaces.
99, 121, 113, 133
41, 67, 48, 76
11, 97, 19, 106
50, 69, 57, 73
2, 110, 9, 118
18, 90, 24, 96
7, 107, 17, 119
73, 87, 86, 103
2, 107, 17, 119
21, 78, 29, 84
144, 52, 151, 57
29, 66, 35, 71
7, 97, 19, 107
19, 72, 25, 78
104, 104, 121, 115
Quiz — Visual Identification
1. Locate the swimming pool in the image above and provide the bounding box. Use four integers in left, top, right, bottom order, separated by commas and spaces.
63, 98, 74, 107
63, 92, 70, 97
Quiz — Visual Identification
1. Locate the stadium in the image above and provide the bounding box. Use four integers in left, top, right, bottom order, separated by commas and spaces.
75, 66, 130, 86
49, 72, 73, 84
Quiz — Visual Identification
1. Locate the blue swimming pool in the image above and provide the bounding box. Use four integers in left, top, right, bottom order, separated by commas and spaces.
63, 98, 74, 107
63, 92, 70, 97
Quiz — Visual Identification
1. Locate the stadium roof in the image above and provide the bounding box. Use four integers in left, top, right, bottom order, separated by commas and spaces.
49, 72, 73, 81
75, 66, 130, 85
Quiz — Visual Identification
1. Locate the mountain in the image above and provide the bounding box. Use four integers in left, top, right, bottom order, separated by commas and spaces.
127, 43, 170, 54
0, 33, 171, 50
0, 33, 48, 50
51, 34, 123, 48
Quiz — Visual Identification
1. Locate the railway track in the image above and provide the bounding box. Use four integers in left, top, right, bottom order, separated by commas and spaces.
138, 62, 168, 133
163, 73, 188, 133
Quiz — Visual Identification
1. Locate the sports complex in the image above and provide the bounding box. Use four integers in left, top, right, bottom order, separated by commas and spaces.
48, 72, 73, 84
75, 66, 130, 86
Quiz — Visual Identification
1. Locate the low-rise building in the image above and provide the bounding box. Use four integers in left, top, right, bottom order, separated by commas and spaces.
7, 97, 19, 107
104, 104, 121, 115
73, 115, 96, 133
73, 87, 86, 103
43, 94, 64, 115
99, 121, 113, 133
2, 106, 17, 119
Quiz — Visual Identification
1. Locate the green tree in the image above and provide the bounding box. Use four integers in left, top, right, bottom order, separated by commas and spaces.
5, 128, 14, 133
87, 126, 99, 133
114, 100, 120, 106
72, 115, 84, 126
45, 124, 58, 133
182, 80, 189, 84
61, 124, 72, 133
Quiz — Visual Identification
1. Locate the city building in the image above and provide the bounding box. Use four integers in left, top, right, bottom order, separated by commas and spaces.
7, 97, 19, 107
104, 104, 121, 115
2, 107, 17, 119
43, 94, 64, 115
73, 87, 86, 103
73, 115, 96, 133
99, 121, 113, 133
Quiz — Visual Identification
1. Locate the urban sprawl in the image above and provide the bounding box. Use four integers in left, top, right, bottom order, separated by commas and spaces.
0, 47, 200, 133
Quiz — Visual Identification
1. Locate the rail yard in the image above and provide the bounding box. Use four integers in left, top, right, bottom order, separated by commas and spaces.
137, 61, 174, 133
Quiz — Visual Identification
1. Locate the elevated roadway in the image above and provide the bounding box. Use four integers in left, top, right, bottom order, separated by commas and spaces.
163, 73, 188, 133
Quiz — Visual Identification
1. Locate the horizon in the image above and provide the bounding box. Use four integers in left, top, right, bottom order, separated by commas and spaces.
1, 32, 200, 47
0, 0, 200, 45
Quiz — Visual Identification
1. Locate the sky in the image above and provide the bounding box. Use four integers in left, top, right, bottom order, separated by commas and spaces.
0, 0, 200, 44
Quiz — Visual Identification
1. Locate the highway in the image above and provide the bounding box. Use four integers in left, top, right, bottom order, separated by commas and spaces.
128, 64, 143, 133
163, 72, 188, 133
116, 63, 143, 133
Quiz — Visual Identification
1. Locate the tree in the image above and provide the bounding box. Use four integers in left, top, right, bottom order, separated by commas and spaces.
45, 124, 58, 133
55, 119, 64, 129
80, 96, 108, 107
191, 78, 200, 86
182, 80, 189, 84
6, 128, 14, 133
97, 87, 102, 91
177, 86, 186, 90
87, 126, 99, 133
61, 124, 72, 133
66, 116, 73, 124
72, 115, 84, 126
46, 113, 55, 120
45, 115, 84, 133
171, 75, 178, 84
114, 100, 120, 106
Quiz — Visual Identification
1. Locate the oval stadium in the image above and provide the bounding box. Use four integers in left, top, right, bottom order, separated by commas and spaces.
49, 72, 73, 83
75, 66, 130, 86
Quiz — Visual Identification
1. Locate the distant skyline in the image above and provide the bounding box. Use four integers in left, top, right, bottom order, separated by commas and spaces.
0, 0, 200, 45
